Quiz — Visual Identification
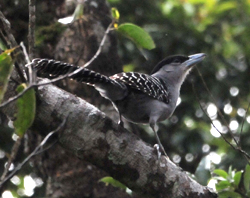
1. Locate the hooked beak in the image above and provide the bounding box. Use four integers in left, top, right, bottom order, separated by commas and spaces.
185, 53, 206, 69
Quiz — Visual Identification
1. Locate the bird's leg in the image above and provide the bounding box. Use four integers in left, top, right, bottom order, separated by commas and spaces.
112, 103, 124, 127
154, 144, 161, 160
118, 112, 124, 127
150, 123, 168, 157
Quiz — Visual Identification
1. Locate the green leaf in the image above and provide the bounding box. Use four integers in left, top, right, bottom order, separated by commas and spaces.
214, 169, 228, 179
234, 171, 242, 187
117, 23, 155, 50
123, 63, 135, 72
194, 155, 211, 185
228, 166, 233, 179
72, 3, 84, 21
112, 7, 120, 20
244, 164, 250, 192
13, 83, 36, 137
215, 2, 237, 14
218, 191, 242, 198
99, 176, 126, 190
0, 49, 15, 103
0, 38, 7, 50
216, 180, 231, 191
188, 0, 208, 4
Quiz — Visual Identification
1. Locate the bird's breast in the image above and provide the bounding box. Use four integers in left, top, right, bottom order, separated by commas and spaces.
113, 90, 175, 124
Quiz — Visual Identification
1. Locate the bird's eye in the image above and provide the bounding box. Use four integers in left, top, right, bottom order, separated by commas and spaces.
173, 59, 181, 64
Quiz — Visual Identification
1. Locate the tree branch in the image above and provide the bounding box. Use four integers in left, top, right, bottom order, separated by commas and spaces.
0, 20, 114, 109
0, 122, 62, 187
28, 0, 36, 60
193, 68, 250, 163
1, 79, 217, 198
0, 11, 26, 68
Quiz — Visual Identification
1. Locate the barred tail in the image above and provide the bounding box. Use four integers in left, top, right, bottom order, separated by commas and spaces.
31, 59, 111, 85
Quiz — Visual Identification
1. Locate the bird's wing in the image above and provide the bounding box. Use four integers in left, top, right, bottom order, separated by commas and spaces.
110, 72, 170, 104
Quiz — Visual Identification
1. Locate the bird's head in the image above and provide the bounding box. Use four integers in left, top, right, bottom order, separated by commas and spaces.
151, 53, 206, 84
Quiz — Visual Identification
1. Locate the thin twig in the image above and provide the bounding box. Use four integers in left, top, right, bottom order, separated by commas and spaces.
35, 20, 115, 86
10, 76, 20, 85
28, 0, 36, 84
14, 62, 27, 83
0, 29, 8, 47
0, 137, 22, 181
83, 21, 114, 68
28, 0, 36, 60
20, 42, 31, 83
21, 42, 35, 84
0, 10, 27, 81
192, 82, 250, 163
238, 101, 250, 146
0, 118, 67, 187
0, 85, 34, 108
192, 82, 236, 148
195, 67, 239, 146
20, 42, 30, 64
0, 11, 18, 47
0, 21, 114, 108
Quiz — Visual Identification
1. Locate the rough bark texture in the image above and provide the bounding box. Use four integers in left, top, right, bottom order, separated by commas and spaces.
2, 76, 217, 197
54, 0, 122, 107
34, 1, 130, 197
25, 80, 216, 198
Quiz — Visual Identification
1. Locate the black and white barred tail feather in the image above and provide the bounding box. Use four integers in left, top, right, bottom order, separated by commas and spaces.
32, 58, 170, 104
32, 59, 112, 85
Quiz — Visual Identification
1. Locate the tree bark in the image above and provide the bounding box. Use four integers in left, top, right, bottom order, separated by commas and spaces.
18, 80, 217, 198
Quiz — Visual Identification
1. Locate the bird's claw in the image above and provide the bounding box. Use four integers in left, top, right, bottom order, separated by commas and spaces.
154, 144, 162, 160
118, 120, 124, 127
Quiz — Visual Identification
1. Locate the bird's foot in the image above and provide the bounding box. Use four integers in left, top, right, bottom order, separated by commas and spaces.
154, 144, 162, 160
118, 120, 124, 127
154, 144, 169, 159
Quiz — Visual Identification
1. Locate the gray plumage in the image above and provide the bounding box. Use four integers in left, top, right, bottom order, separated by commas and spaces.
32, 53, 206, 156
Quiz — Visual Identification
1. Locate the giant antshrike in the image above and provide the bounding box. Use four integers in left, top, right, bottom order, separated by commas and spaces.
32, 53, 206, 156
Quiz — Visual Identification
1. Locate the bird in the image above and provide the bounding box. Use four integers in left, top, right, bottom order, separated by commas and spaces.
32, 53, 206, 156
